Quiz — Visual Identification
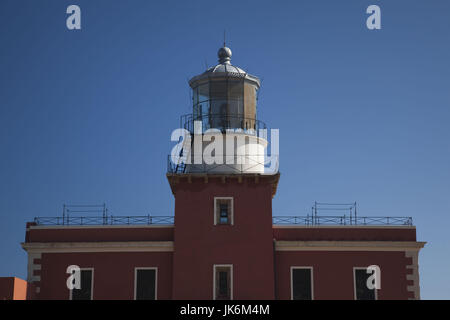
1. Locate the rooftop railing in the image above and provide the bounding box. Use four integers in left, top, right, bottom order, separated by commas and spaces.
273, 215, 413, 226
32, 215, 413, 226
180, 113, 268, 137
167, 154, 279, 174
33, 215, 174, 226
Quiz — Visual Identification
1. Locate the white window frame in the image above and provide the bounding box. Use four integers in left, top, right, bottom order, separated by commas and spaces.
213, 264, 233, 300
134, 267, 158, 300
353, 267, 378, 300
214, 197, 234, 225
69, 267, 94, 300
290, 266, 314, 300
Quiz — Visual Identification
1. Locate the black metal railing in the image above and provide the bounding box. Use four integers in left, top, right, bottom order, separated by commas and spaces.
167, 154, 279, 174
33, 215, 174, 226
33, 215, 412, 226
272, 216, 413, 226
180, 113, 267, 137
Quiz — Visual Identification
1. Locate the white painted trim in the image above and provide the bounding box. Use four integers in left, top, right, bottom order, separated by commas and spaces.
275, 241, 426, 252
21, 241, 174, 253
29, 225, 174, 230
134, 267, 158, 300
273, 225, 416, 229
214, 197, 234, 226
69, 268, 94, 300
290, 266, 314, 300
405, 251, 420, 300
353, 267, 378, 300
213, 264, 233, 300
27, 253, 41, 284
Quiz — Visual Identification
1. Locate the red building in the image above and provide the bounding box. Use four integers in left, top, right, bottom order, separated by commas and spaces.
19, 46, 425, 300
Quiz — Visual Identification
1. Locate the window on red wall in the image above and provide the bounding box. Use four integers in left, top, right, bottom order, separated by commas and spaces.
135, 268, 157, 300
354, 268, 376, 300
214, 197, 233, 225
214, 265, 232, 300
291, 267, 313, 300
70, 269, 93, 300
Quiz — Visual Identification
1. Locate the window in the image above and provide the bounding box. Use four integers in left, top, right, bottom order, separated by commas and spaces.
214, 265, 233, 300
135, 268, 157, 300
353, 268, 377, 300
291, 267, 313, 300
198, 83, 209, 103
214, 197, 233, 225
70, 268, 93, 300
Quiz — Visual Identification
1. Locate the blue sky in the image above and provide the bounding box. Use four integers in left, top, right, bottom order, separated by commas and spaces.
1, 0, 449, 299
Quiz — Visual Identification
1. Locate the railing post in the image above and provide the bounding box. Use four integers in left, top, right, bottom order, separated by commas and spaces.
62, 204, 66, 226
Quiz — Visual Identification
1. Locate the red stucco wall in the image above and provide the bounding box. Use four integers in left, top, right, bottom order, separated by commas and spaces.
273, 227, 416, 242
275, 250, 413, 300
171, 177, 275, 299
37, 252, 172, 300
26, 225, 174, 243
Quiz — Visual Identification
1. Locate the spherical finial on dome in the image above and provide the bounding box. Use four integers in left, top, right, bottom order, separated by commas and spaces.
218, 46, 232, 64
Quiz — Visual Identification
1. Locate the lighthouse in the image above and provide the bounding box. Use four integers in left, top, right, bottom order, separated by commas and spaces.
167, 45, 280, 299
17, 44, 424, 301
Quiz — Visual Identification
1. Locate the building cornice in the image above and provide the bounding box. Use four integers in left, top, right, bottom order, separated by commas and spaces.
166, 172, 280, 198
275, 240, 426, 252
21, 241, 174, 253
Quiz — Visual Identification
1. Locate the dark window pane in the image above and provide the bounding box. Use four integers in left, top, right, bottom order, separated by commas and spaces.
292, 269, 312, 300
216, 199, 232, 226
215, 267, 231, 300
136, 269, 156, 300
219, 271, 228, 295
209, 100, 227, 129
71, 270, 92, 300
210, 81, 227, 99
227, 100, 243, 128
220, 204, 229, 224
228, 81, 243, 101
355, 269, 375, 300
198, 83, 209, 103
193, 87, 198, 107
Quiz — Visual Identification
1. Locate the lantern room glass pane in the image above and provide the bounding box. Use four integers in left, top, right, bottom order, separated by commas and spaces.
228, 100, 243, 128
228, 81, 243, 101
210, 81, 227, 99
209, 100, 227, 129
198, 83, 209, 103
193, 87, 198, 107
191, 79, 258, 132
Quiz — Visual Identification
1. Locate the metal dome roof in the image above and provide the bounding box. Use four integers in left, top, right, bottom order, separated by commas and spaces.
188, 46, 260, 88
205, 62, 246, 75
